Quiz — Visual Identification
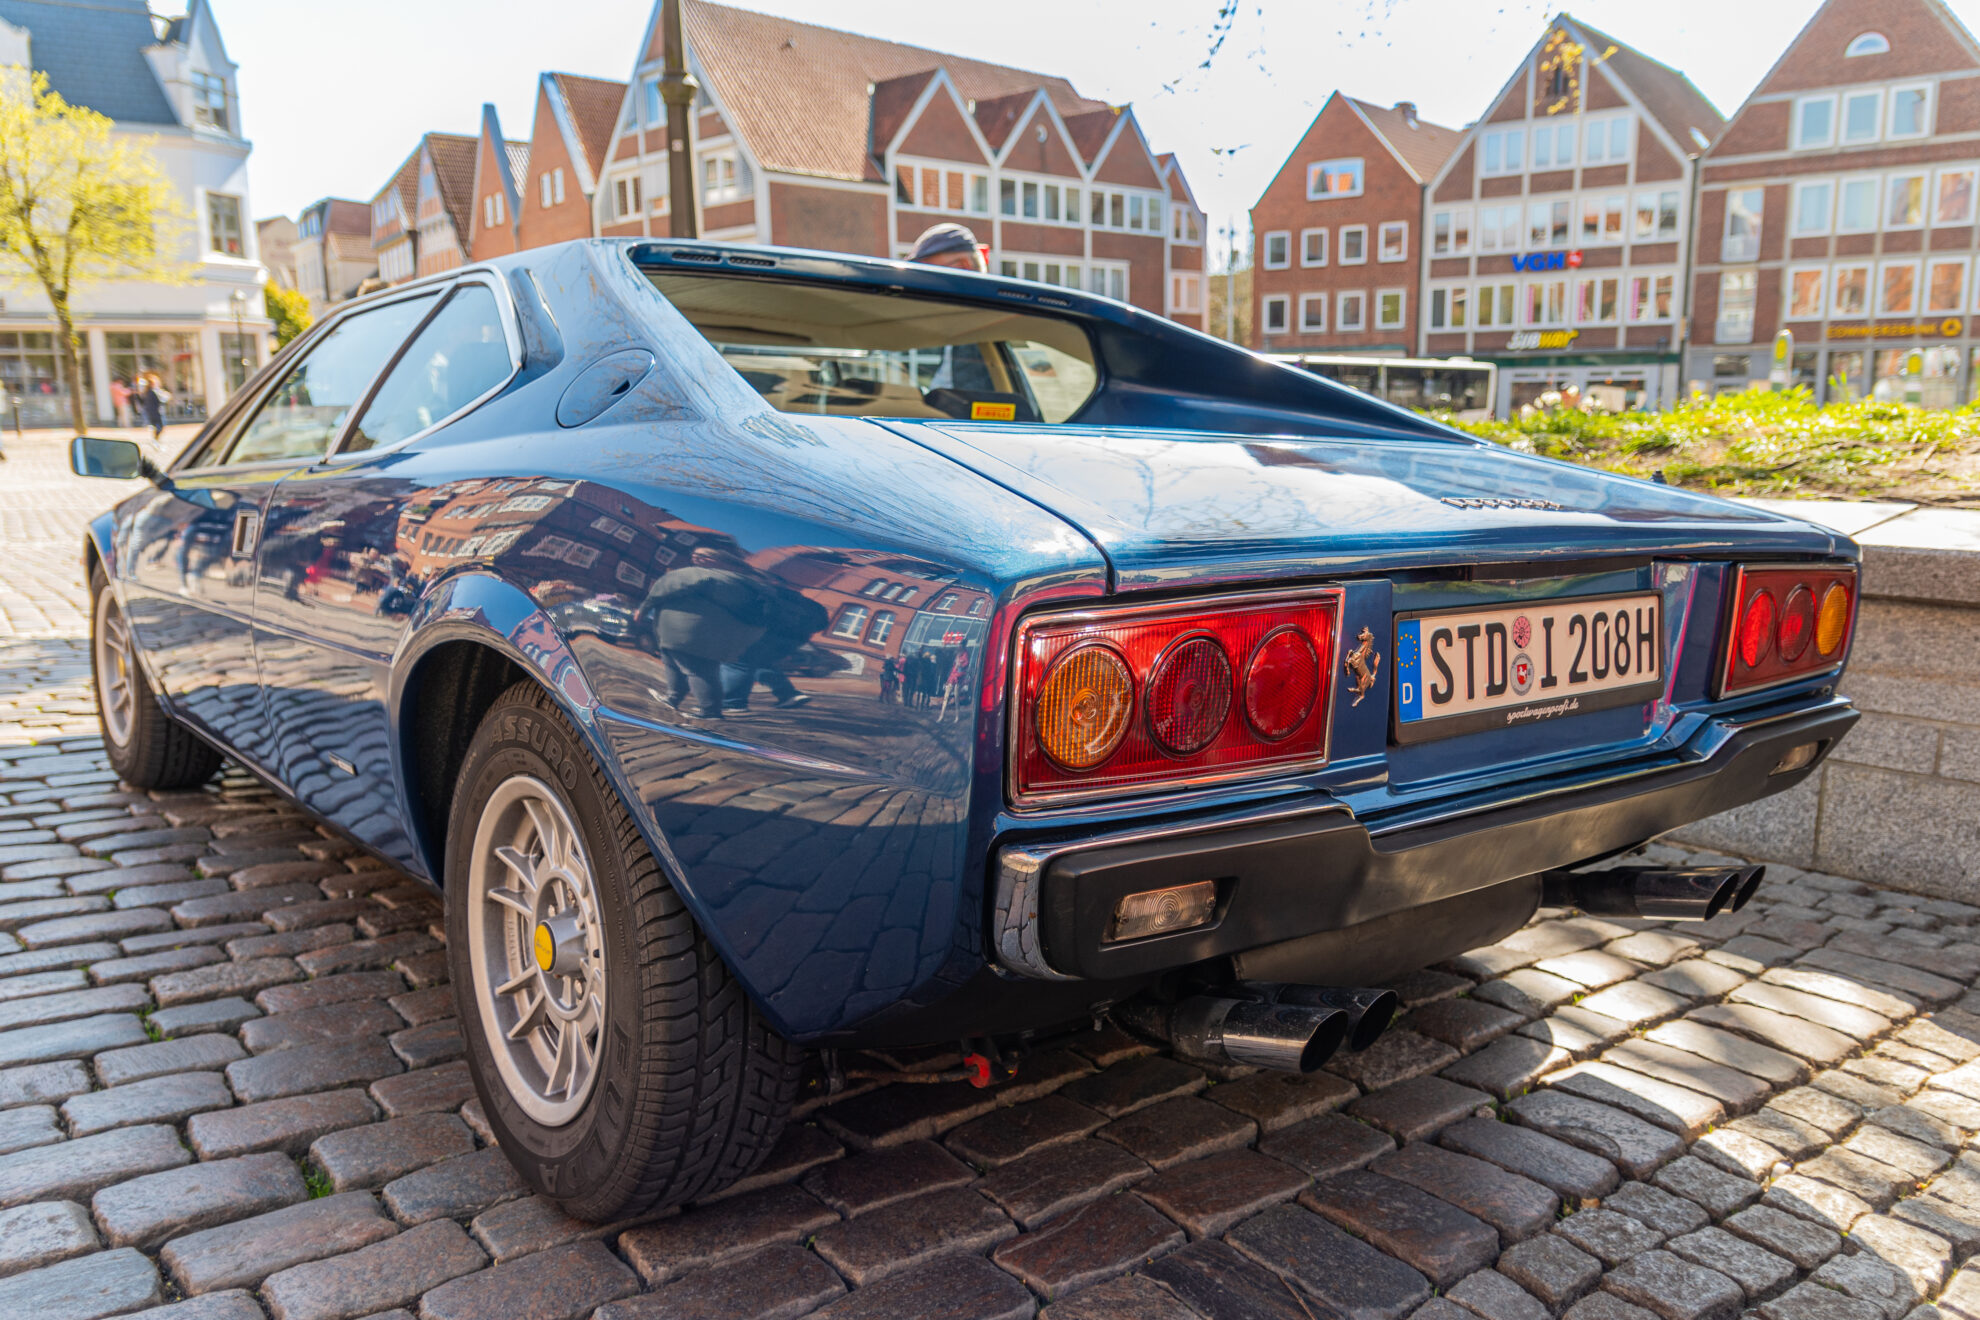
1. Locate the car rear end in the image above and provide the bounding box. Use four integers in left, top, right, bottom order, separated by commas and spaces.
984, 502, 1859, 999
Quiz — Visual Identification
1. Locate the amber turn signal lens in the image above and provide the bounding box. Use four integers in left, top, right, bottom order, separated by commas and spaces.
1816, 582, 1851, 656
1035, 644, 1133, 770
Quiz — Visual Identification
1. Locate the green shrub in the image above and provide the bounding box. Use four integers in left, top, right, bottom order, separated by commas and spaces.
1429, 386, 1980, 499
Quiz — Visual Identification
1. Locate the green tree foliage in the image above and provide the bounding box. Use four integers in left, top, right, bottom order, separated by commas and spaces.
0, 72, 188, 432
264, 281, 311, 347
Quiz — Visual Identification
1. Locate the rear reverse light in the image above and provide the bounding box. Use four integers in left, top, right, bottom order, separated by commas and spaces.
1717, 564, 1857, 698
1011, 589, 1341, 806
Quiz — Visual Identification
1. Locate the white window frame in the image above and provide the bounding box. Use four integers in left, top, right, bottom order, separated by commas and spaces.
1876, 258, 1921, 315
1575, 275, 1620, 325
1377, 221, 1408, 263
1300, 228, 1328, 267
1934, 167, 1977, 227
1261, 230, 1292, 270
1626, 271, 1676, 324
1479, 127, 1524, 178
1339, 224, 1368, 265
1336, 290, 1366, 332
1427, 284, 1465, 331
1298, 292, 1327, 332
1523, 278, 1569, 328
1476, 282, 1515, 328
1841, 88, 1884, 145
1785, 264, 1826, 321
1723, 187, 1764, 263
1924, 257, 1967, 314
1581, 113, 1633, 166
1794, 94, 1838, 150
1305, 157, 1365, 200
1836, 174, 1880, 234
1845, 32, 1890, 57
1375, 287, 1406, 330
1885, 172, 1927, 230
1832, 263, 1871, 317
1261, 294, 1290, 335
1431, 209, 1471, 257
1887, 83, 1932, 140
1791, 179, 1833, 236
613, 175, 642, 221
1715, 270, 1758, 344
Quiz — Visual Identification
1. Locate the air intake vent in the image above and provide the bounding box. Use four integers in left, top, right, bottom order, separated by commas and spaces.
725, 254, 776, 268
669, 248, 721, 263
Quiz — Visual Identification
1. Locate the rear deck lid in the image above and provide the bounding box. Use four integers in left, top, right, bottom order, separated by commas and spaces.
889, 422, 1844, 590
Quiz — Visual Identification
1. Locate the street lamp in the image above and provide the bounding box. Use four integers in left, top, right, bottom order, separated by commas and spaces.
228, 288, 249, 396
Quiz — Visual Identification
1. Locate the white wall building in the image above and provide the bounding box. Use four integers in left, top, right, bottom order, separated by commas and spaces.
0, 0, 267, 426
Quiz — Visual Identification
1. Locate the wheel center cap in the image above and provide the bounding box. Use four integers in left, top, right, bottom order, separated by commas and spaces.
532, 923, 555, 972
531, 909, 587, 981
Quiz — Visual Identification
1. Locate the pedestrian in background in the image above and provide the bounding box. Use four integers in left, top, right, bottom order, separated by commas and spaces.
135, 372, 167, 441
907, 223, 987, 273
110, 377, 132, 429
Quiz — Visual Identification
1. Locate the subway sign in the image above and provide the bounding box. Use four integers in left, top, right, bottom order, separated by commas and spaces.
1506, 329, 1580, 350
1509, 250, 1584, 272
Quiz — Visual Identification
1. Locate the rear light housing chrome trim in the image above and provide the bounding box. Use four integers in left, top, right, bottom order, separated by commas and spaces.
1007, 586, 1345, 810
1715, 563, 1858, 700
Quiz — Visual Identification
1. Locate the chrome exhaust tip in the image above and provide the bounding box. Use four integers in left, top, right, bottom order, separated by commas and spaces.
1118, 993, 1352, 1074
1540, 864, 1765, 922
1273, 985, 1400, 1052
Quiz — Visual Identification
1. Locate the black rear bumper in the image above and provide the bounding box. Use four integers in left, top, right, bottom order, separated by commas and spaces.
994, 701, 1855, 982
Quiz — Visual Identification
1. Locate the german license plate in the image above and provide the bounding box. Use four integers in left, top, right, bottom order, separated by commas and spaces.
1392, 591, 1664, 744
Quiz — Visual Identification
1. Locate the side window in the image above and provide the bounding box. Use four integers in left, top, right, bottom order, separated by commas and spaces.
342, 284, 512, 453
220, 294, 437, 465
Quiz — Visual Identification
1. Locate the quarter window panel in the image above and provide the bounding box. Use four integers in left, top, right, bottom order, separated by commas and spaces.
345, 284, 512, 453
223, 294, 438, 465
1838, 178, 1878, 232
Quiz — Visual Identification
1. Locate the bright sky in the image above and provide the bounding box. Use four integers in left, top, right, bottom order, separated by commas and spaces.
220, 0, 1965, 264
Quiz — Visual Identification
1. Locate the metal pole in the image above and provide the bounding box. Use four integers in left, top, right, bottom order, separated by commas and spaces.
659, 0, 701, 239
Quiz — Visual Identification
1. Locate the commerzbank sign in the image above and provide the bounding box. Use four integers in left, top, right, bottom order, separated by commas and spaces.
1826, 318, 1964, 340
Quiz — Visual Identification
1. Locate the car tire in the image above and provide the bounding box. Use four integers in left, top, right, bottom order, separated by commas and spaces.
447, 680, 802, 1221
91, 570, 222, 790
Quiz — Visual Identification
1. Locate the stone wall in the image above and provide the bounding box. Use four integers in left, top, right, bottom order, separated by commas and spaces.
1671, 498, 1980, 902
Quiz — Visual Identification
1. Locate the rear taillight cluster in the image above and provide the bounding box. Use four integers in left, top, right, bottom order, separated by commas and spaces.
1718, 564, 1857, 698
1011, 591, 1341, 805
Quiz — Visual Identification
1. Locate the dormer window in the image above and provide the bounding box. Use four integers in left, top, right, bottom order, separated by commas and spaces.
1845, 32, 1889, 57
191, 71, 228, 132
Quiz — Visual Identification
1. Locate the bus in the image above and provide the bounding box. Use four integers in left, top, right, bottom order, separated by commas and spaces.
1264, 353, 1497, 420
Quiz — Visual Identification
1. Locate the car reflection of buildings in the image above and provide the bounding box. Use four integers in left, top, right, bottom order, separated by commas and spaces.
395, 477, 743, 633
751, 547, 991, 680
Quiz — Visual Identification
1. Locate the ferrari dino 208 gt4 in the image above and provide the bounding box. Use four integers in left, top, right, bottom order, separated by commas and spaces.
73, 239, 1857, 1219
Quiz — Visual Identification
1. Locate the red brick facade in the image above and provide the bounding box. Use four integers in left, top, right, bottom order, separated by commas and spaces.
1690, 0, 1980, 405
1250, 94, 1454, 352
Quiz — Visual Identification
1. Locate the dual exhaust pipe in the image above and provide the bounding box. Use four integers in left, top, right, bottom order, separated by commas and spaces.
1118, 866, 1765, 1075
1119, 985, 1398, 1075
1540, 864, 1765, 922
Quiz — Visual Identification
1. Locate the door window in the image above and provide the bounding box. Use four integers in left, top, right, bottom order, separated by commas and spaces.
343, 284, 513, 452
216, 293, 437, 465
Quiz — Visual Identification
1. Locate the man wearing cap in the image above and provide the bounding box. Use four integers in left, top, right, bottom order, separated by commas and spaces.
907, 224, 993, 396
907, 222, 987, 272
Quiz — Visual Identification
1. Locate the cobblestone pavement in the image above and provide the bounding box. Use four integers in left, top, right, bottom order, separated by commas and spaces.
8, 429, 1980, 1320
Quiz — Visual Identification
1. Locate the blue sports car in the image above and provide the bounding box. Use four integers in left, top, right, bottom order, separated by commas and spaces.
73, 239, 1859, 1219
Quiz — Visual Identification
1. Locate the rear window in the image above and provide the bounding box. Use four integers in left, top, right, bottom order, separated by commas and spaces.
645, 271, 1098, 424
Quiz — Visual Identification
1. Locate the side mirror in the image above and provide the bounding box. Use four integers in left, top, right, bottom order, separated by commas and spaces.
71, 435, 146, 480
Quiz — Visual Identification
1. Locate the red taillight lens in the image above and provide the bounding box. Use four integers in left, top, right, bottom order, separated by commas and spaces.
1737, 588, 1776, 670
1012, 591, 1340, 804
1146, 634, 1233, 755
1244, 626, 1321, 741
1777, 587, 1815, 663
1718, 564, 1856, 697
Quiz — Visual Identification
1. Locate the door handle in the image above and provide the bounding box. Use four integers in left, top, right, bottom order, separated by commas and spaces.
230, 508, 260, 558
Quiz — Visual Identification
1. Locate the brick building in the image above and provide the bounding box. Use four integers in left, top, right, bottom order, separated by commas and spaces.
293, 199, 376, 312
465, 104, 530, 262
1689, 0, 1980, 405
1419, 16, 1725, 414
369, 133, 477, 283
1250, 94, 1460, 354
517, 73, 627, 253
587, 0, 1206, 326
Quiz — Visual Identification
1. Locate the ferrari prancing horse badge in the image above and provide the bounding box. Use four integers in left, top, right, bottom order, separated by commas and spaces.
1344, 626, 1380, 707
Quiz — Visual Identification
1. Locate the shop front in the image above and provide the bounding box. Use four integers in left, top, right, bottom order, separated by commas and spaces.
1487, 331, 1680, 416
1688, 319, 1972, 407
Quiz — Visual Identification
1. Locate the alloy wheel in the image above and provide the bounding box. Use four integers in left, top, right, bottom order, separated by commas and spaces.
94, 588, 136, 748
466, 774, 608, 1126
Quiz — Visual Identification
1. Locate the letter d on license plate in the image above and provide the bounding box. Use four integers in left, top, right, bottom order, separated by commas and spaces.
1392, 591, 1664, 744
